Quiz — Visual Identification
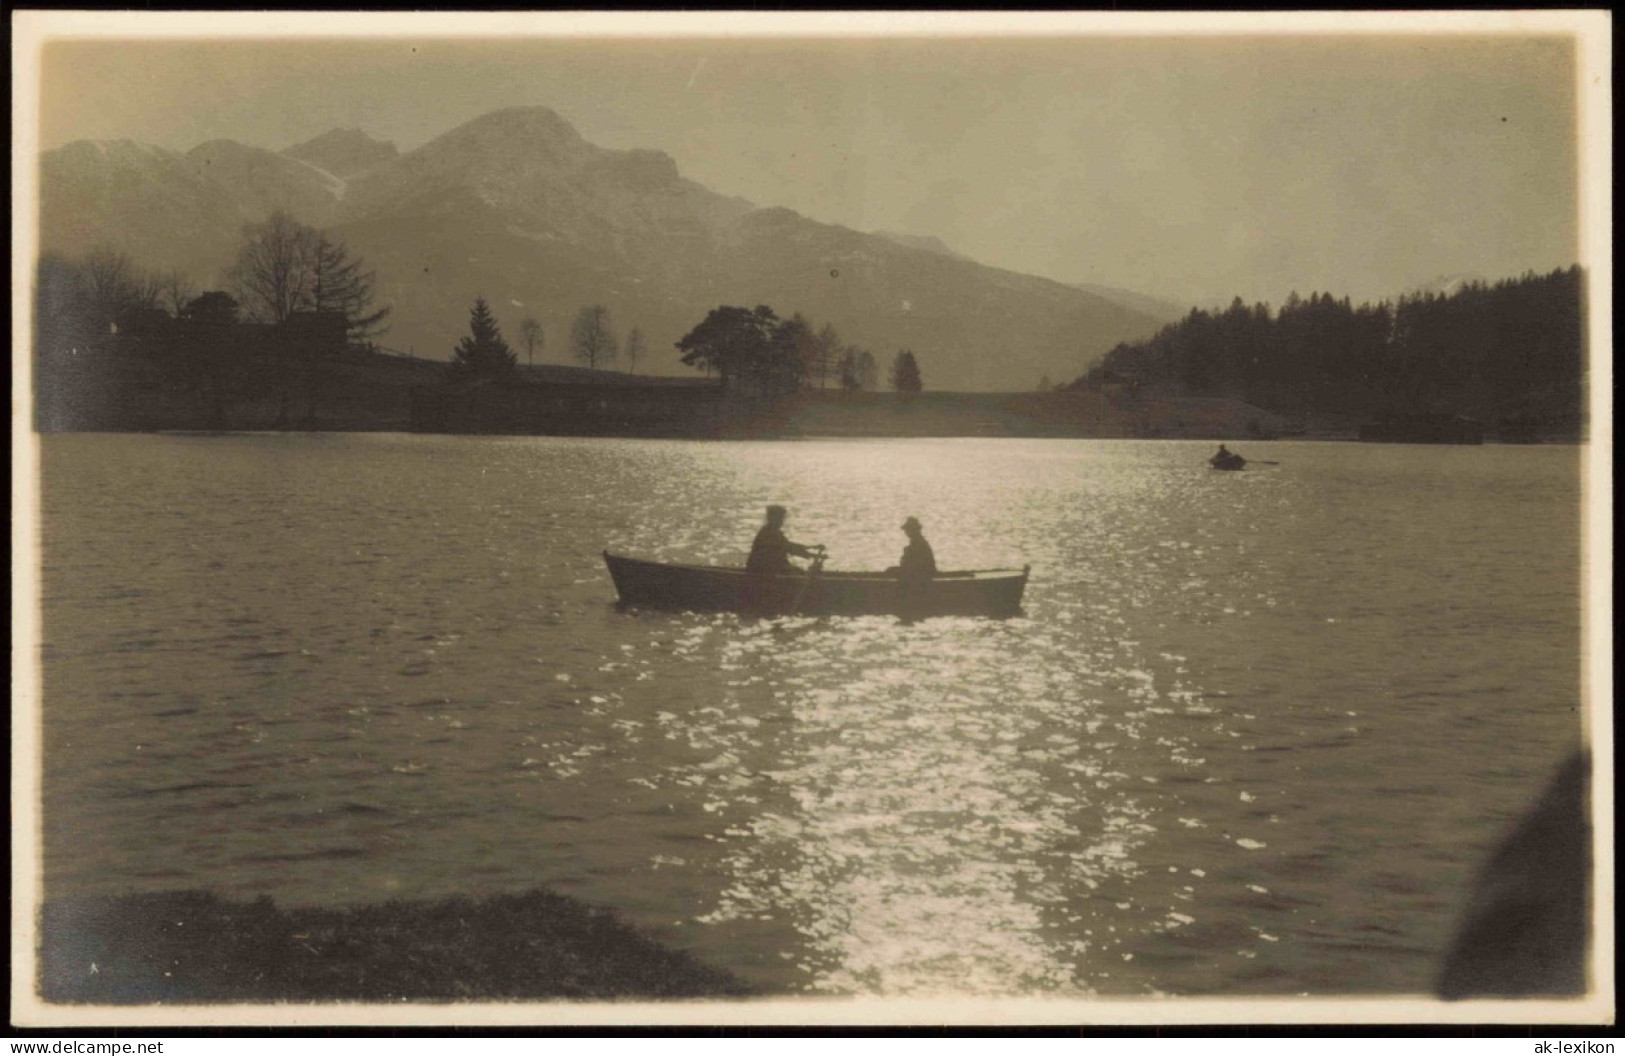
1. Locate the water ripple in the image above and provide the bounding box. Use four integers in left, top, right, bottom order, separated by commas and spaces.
37, 434, 1585, 996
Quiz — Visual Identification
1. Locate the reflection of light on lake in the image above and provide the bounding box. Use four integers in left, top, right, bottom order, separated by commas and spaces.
678, 617, 1172, 995
39, 435, 1585, 997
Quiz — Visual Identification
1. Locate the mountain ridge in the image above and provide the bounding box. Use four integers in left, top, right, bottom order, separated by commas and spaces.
38, 107, 1166, 390
283, 127, 399, 179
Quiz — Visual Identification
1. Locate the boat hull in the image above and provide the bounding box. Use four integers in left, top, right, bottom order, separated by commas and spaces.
603, 552, 1028, 618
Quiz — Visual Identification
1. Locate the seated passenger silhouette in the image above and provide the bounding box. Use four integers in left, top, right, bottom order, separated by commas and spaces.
889, 516, 937, 582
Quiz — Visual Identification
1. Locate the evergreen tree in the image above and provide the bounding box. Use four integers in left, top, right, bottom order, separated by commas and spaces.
310, 234, 391, 346
890, 349, 923, 395
448, 297, 517, 380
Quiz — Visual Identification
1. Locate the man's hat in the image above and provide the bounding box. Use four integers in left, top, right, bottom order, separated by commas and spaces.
902, 516, 922, 532
766, 504, 787, 518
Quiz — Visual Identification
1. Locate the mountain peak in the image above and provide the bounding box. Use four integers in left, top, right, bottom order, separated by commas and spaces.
283, 127, 398, 179
386, 106, 597, 184
447, 106, 587, 147
38, 108, 1171, 390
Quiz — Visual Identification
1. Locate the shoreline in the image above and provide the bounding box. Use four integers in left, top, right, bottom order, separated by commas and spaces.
32, 344, 1584, 443
37, 889, 757, 1004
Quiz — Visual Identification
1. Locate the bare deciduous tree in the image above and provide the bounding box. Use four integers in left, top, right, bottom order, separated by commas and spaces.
857, 349, 878, 391
520, 317, 542, 367
81, 246, 162, 327
230, 211, 319, 324
570, 305, 618, 371
159, 270, 195, 316
227, 212, 389, 423
813, 323, 840, 389
624, 327, 646, 374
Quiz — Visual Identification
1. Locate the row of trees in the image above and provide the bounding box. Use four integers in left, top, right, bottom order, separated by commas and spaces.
36, 211, 389, 357
567, 305, 648, 373
38, 235, 927, 412
35, 247, 173, 357
675, 304, 922, 396
35, 255, 308, 428
228, 212, 389, 343
449, 299, 926, 397
449, 300, 650, 380
36, 213, 391, 426
1077, 267, 1584, 420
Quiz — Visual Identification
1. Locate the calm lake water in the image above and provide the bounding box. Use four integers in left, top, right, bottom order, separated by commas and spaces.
34, 433, 1585, 997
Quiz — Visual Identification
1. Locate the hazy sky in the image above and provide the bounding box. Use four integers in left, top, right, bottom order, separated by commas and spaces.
26, 16, 1591, 308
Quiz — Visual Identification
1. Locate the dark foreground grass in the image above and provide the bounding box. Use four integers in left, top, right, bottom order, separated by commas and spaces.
40, 890, 756, 1003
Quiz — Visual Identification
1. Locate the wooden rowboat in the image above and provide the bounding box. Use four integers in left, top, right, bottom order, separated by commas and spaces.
603, 551, 1029, 618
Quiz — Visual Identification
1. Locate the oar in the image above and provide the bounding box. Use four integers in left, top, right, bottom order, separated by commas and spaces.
789, 547, 828, 613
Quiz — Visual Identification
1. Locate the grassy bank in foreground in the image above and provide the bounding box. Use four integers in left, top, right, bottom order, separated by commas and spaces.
39, 890, 755, 1004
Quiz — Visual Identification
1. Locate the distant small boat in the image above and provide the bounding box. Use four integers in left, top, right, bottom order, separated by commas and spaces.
1209, 453, 1247, 471
603, 551, 1029, 618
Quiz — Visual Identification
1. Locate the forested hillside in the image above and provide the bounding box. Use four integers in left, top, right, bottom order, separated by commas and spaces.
1074, 267, 1585, 432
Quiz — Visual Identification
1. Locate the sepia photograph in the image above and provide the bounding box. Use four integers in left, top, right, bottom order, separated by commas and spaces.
11, 10, 1612, 1029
